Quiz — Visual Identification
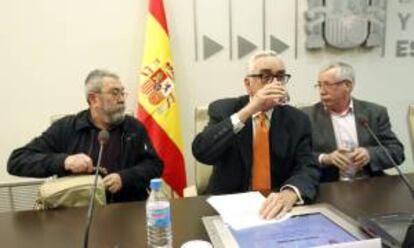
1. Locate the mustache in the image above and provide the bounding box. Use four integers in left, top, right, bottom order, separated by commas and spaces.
109, 104, 125, 113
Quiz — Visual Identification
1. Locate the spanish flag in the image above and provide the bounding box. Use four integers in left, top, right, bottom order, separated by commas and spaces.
137, 0, 187, 196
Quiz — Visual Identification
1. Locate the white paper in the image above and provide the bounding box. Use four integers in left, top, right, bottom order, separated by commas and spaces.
206, 192, 291, 230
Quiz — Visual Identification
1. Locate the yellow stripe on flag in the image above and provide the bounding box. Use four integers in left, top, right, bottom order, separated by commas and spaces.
141, 15, 171, 67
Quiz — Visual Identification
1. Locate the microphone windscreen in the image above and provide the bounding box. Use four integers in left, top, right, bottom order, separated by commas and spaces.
98, 130, 110, 145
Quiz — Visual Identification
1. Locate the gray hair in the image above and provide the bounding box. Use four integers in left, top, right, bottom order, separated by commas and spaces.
319, 61, 355, 84
84, 69, 119, 102
247, 50, 283, 74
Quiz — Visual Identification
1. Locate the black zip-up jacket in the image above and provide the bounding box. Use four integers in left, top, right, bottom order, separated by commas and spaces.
7, 110, 163, 203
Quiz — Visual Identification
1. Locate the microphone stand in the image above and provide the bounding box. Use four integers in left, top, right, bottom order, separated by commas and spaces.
83, 130, 108, 248
359, 118, 414, 247
362, 121, 414, 198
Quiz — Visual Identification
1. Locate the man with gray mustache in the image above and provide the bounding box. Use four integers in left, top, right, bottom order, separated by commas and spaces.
7, 69, 163, 203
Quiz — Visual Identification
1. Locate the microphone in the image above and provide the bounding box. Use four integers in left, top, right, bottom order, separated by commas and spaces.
359, 116, 414, 198
98, 129, 110, 147
83, 130, 110, 248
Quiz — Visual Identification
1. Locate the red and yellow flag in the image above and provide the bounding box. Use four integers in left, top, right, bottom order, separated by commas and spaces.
137, 0, 186, 196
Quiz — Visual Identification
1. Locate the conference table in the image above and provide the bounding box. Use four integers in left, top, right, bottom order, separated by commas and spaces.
1, 174, 414, 247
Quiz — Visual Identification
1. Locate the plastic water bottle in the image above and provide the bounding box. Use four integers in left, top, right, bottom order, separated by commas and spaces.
146, 178, 172, 248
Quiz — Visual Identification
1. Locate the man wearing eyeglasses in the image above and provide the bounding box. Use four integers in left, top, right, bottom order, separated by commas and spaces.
7, 69, 163, 203
302, 62, 404, 182
192, 51, 320, 219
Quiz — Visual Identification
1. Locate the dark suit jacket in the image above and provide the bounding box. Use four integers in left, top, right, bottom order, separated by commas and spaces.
192, 95, 320, 203
302, 98, 405, 182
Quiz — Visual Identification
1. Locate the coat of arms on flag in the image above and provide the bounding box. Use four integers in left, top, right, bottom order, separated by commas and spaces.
140, 59, 176, 112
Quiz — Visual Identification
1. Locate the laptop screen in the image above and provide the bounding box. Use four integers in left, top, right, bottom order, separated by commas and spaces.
230, 212, 357, 248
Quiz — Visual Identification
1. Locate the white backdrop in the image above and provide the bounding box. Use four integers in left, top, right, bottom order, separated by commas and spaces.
0, 0, 413, 185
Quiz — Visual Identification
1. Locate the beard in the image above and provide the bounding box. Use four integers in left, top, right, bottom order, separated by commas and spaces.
100, 103, 126, 125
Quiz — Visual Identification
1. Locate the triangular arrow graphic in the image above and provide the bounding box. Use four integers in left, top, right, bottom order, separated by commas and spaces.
203, 35, 224, 60
270, 35, 289, 54
237, 35, 257, 59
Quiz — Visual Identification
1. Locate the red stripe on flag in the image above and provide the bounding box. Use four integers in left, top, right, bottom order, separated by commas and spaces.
137, 104, 186, 196
149, 0, 169, 35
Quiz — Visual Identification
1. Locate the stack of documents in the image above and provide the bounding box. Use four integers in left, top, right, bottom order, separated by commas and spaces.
206, 192, 290, 230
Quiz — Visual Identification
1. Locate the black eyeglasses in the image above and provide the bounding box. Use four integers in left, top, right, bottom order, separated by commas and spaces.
314, 80, 346, 89
247, 72, 291, 85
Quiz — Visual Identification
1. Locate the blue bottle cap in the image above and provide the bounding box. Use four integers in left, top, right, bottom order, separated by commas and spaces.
150, 178, 162, 190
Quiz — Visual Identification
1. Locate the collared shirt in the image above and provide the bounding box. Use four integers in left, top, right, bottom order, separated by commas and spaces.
252, 109, 273, 133
230, 108, 273, 134
319, 100, 368, 180
330, 100, 359, 149
318, 101, 359, 164
230, 109, 304, 205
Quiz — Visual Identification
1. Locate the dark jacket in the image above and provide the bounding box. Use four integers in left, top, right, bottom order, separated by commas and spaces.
302, 99, 405, 182
192, 96, 320, 203
7, 110, 163, 203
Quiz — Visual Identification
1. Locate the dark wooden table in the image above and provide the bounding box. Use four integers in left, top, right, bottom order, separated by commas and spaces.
1, 174, 414, 247
316, 173, 414, 220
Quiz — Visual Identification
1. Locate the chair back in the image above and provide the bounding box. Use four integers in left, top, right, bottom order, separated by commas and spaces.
194, 106, 213, 194
0, 180, 44, 212
408, 104, 414, 160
